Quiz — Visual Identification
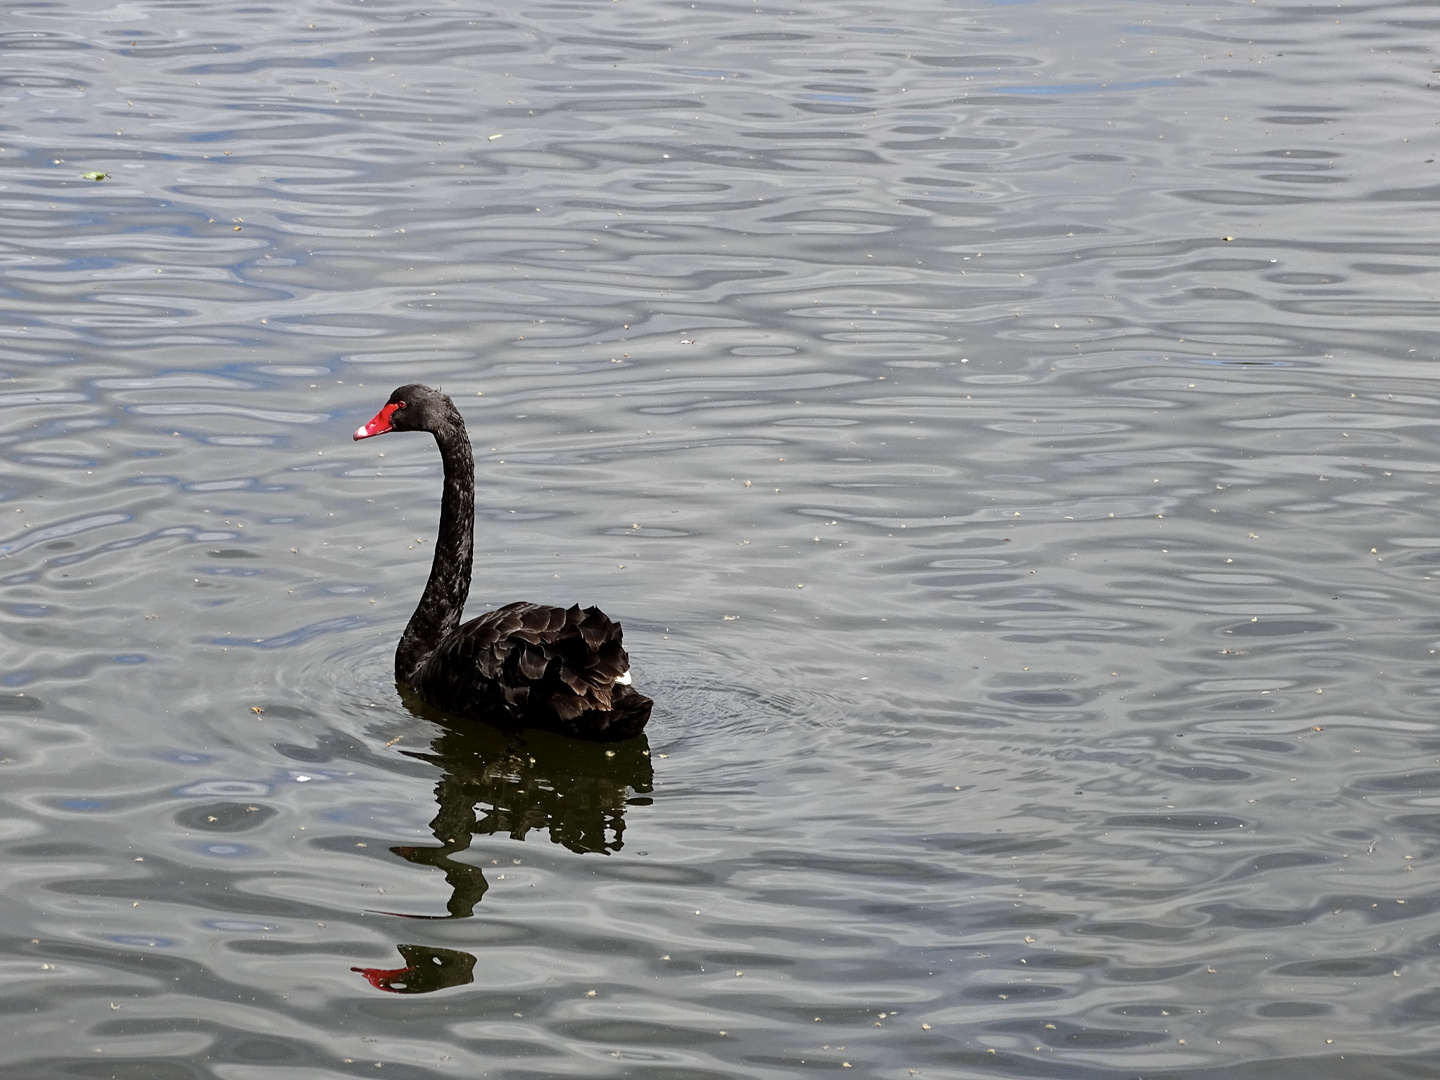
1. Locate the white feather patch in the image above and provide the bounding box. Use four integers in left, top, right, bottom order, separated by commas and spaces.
615, 670, 632, 686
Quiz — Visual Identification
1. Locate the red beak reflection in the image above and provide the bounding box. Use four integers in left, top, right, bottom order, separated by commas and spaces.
351, 944, 475, 993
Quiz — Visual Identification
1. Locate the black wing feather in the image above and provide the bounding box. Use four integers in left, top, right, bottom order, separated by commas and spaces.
412, 602, 651, 741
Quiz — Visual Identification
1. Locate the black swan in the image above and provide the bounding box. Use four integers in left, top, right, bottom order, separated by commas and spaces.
354, 384, 652, 741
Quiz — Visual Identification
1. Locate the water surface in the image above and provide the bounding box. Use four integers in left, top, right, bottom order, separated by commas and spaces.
3, 0, 1440, 1075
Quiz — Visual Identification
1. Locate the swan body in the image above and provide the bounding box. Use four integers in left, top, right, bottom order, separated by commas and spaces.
355, 384, 652, 741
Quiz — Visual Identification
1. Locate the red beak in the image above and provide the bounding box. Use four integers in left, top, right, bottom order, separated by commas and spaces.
354, 403, 399, 440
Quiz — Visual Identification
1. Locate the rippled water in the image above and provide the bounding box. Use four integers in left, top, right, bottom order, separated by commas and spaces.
4, 0, 1440, 1075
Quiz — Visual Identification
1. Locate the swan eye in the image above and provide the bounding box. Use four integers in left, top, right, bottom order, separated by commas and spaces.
396, 401, 407, 409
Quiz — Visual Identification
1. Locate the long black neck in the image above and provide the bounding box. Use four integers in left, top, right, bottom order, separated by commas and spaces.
396, 405, 474, 684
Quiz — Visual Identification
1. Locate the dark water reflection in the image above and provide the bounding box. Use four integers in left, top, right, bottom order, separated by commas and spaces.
354, 705, 651, 989
353, 944, 477, 994
388, 694, 652, 919
5, 0, 1440, 1074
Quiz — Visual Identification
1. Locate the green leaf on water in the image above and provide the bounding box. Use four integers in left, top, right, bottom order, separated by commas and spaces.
83, 171, 107, 182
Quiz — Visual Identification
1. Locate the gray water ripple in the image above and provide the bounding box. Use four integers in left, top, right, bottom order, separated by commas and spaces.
4, 0, 1440, 1074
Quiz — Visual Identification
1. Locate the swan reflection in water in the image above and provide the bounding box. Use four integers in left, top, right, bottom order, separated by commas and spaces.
352, 691, 654, 993
352, 943, 477, 994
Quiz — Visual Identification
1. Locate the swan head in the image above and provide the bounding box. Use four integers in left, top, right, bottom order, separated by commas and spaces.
355, 384, 456, 440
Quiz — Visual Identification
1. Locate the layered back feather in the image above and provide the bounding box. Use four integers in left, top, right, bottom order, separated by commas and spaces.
416, 602, 648, 741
